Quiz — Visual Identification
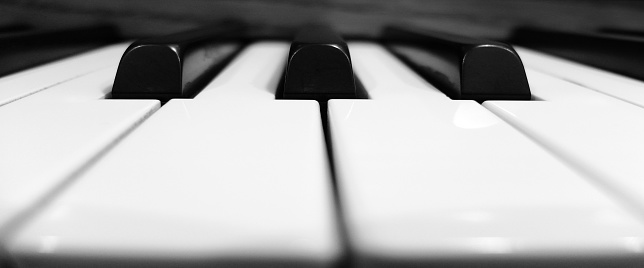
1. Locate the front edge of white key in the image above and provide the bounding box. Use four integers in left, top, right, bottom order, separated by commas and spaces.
7, 99, 340, 267
329, 99, 644, 266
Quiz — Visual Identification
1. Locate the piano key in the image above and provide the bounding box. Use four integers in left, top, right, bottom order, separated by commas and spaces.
6, 43, 340, 267
599, 28, 644, 37
327, 43, 644, 265
329, 99, 644, 265
0, 25, 120, 77
510, 27, 644, 81
0, 100, 159, 233
194, 42, 287, 100
111, 23, 245, 101
485, 68, 644, 210
383, 26, 531, 101
348, 42, 449, 101
483, 99, 644, 218
524, 68, 623, 102
0, 43, 130, 107
0, 23, 31, 34
18, 65, 118, 103
281, 25, 360, 100
515, 46, 644, 109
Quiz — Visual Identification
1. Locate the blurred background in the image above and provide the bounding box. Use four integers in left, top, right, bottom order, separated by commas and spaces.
2, 0, 644, 40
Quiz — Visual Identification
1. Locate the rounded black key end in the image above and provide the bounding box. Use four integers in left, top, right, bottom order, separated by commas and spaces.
112, 44, 182, 99
462, 45, 531, 101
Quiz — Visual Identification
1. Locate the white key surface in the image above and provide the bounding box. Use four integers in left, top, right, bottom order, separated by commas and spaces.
0, 43, 129, 107
484, 99, 644, 218
7, 43, 339, 267
348, 42, 450, 101
525, 68, 618, 102
7, 100, 338, 266
0, 100, 159, 234
195, 42, 288, 100
516, 46, 644, 109
19, 65, 118, 103
330, 100, 644, 265
330, 43, 644, 265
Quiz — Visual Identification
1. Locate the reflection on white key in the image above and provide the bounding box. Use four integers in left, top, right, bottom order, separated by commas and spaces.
484, 99, 644, 218
330, 100, 644, 265
331, 44, 644, 265
0, 43, 130, 107
7, 43, 339, 267
0, 101, 159, 233
516, 46, 644, 109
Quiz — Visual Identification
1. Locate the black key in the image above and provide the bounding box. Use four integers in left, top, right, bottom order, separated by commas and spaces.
111, 22, 245, 101
280, 25, 366, 100
0, 25, 118, 76
383, 26, 531, 101
599, 28, 644, 38
0, 23, 31, 34
510, 27, 644, 81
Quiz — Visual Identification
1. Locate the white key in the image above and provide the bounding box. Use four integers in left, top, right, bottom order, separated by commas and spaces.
525, 68, 618, 102
330, 100, 644, 265
329, 43, 644, 265
483, 99, 644, 217
195, 42, 288, 101
516, 46, 644, 108
19, 65, 118, 103
6, 43, 339, 267
348, 42, 450, 101
0, 100, 159, 234
0, 43, 130, 107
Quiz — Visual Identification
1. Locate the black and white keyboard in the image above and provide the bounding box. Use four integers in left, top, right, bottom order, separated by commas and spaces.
1, 32, 644, 267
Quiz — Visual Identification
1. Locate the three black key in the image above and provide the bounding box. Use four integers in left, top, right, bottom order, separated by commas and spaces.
111, 22, 245, 101
383, 26, 531, 101
281, 25, 365, 100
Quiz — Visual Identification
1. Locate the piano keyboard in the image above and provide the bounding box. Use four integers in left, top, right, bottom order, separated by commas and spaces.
1, 39, 644, 267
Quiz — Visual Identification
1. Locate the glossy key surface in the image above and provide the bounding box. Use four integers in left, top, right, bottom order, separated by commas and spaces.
324, 42, 644, 266
484, 70, 644, 218
516, 46, 644, 109
20, 65, 118, 102
196, 42, 287, 101
0, 100, 159, 235
7, 43, 340, 267
0, 43, 129, 107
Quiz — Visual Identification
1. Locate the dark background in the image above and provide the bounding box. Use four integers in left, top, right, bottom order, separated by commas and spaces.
2, 0, 644, 39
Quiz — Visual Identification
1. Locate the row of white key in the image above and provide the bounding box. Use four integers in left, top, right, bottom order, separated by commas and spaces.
515, 46, 644, 109
0, 43, 130, 107
0, 43, 160, 238
0, 44, 150, 234
2, 42, 340, 267
1, 41, 644, 266
331, 43, 644, 266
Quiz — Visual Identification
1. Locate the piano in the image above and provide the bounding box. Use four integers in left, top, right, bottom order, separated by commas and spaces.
2, 1, 644, 267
